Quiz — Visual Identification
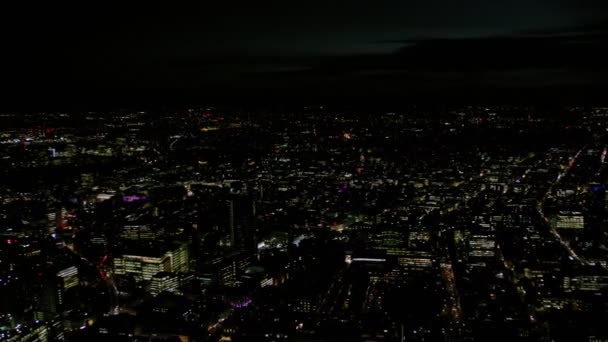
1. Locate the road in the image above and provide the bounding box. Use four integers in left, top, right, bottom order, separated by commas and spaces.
64, 244, 119, 312
440, 263, 462, 329
536, 145, 589, 264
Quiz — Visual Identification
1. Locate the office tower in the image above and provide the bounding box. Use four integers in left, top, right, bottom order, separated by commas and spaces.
226, 193, 256, 253
113, 242, 189, 282
35, 266, 79, 320
149, 272, 180, 296
167, 242, 189, 273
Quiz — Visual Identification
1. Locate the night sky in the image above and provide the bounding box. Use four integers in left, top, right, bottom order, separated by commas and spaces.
2, 1, 608, 107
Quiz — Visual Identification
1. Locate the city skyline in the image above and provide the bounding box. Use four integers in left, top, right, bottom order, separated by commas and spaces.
2, 2, 608, 342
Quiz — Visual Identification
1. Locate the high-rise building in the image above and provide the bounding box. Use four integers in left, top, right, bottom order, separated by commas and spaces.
35, 266, 79, 320
226, 193, 256, 253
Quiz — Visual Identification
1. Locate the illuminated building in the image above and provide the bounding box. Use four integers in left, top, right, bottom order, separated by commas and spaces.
467, 233, 496, 258
57, 266, 79, 291
540, 297, 582, 310
397, 251, 433, 271
260, 277, 273, 287
114, 253, 168, 282
562, 275, 608, 293
408, 230, 430, 248
555, 211, 585, 229
3, 320, 64, 342
287, 274, 326, 314
120, 225, 164, 241
168, 243, 189, 273
46, 207, 67, 232
289, 298, 315, 314
35, 266, 79, 320
216, 253, 252, 287
150, 272, 180, 296
113, 242, 189, 282
256, 231, 289, 251
370, 229, 407, 256
381, 251, 434, 282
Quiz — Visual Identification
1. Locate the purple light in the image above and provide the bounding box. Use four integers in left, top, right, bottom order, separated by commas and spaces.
122, 195, 148, 202
229, 298, 253, 308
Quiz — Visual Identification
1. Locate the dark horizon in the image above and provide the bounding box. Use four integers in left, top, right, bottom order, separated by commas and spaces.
4, 84, 608, 112
2, 2, 608, 111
